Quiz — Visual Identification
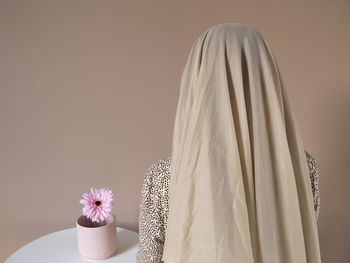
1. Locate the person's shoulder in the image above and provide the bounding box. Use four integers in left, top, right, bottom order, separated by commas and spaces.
145, 156, 172, 177
304, 150, 319, 171
146, 156, 171, 175
142, 156, 171, 192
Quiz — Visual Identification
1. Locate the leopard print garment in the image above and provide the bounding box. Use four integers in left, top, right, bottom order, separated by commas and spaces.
136, 151, 320, 263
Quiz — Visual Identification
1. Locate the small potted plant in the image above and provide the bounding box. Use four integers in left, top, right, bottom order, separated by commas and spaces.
76, 187, 117, 260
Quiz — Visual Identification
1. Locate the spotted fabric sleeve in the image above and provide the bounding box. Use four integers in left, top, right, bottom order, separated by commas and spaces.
136, 157, 171, 263
305, 150, 321, 220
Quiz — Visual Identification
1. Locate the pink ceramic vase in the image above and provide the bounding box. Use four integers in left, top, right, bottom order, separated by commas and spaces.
76, 213, 118, 260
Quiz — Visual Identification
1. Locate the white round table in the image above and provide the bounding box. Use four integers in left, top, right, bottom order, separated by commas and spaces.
5, 227, 139, 262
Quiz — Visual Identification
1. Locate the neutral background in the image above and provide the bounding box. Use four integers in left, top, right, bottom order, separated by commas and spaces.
1, 0, 349, 262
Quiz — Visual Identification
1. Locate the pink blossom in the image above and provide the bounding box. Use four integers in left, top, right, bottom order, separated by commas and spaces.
80, 188, 115, 223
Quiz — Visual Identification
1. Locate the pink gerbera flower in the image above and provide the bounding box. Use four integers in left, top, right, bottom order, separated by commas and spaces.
80, 188, 115, 223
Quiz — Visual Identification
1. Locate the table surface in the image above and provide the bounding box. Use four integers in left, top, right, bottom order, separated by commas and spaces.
5, 227, 139, 263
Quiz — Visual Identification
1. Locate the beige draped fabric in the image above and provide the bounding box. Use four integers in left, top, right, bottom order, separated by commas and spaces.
162, 23, 322, 263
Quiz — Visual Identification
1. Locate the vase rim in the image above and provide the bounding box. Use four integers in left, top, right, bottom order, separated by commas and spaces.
76, 213, 116, 229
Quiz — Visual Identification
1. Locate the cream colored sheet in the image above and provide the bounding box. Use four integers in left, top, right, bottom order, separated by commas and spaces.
162, 23, 322, 263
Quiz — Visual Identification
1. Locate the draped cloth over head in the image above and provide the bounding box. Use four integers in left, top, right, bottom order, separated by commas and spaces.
162, 23, 322, 263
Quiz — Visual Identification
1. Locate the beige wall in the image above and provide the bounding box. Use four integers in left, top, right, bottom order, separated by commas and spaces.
1, 0, 349, 262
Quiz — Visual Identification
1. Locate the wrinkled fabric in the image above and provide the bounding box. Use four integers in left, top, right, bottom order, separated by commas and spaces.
162, 23, 322, 263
